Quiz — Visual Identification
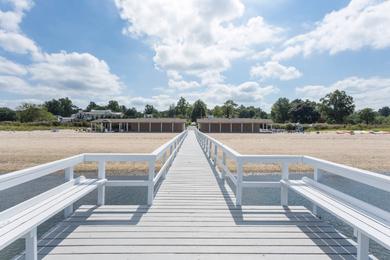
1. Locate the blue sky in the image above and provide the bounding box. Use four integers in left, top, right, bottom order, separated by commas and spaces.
0, 0, 389, 111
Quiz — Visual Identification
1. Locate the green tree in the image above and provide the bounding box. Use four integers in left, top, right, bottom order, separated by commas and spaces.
271, 98, 290, 123
236, 105, 267, 118
191, 100, 207, 122
124, 107, 139, 118
86, 101, 104, 111
222, 100, 237, 118
359, 108, 376, 124
0, 107, 17, 121
44, 99, 61, 115
167, 104, 176, 117
346, 112, 361, 124
59, 97, 78, 116
319, 90, 355, 124
212, 106, 224, 117
107, 100, 121, 112
44, 97, 78, 117
144, 104, 158, 116
289, 99, 320, 124
378, 106, 390, 117
17, 103, 55, 123
175, 97, 190, 118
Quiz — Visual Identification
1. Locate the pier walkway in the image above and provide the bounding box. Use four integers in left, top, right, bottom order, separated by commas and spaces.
34, 131, 358, 259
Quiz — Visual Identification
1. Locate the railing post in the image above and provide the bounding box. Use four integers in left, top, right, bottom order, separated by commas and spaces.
148, 159, 155, 205
281, 162, 289, 206
236, 157, 243, 206
25, 228, 37, 260
208, 141, 212, 158
222, 151, 226, 181
312, 167, 319, 216
162, 151, 168, 180
97, 160, 106, 206
214, 145, 218, 166
357, 231, 369, 260
64, 166, 74, 217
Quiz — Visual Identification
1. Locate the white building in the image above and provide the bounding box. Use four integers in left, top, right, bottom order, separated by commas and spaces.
72, 110, 123, 121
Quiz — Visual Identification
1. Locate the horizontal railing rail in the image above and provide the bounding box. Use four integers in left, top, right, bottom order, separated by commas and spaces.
195, 128, 390, 260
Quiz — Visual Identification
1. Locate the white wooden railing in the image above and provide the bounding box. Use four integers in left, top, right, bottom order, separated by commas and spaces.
195, 128, 389, 203
0, 129, 187, 204
0, 130, 187, 260
195, 128, 390, 260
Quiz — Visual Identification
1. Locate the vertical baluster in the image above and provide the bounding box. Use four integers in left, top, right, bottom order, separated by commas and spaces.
64, 166, 74, 217
312, 167, 319, 216
148, 159, 156, 205
97, 160, 105, 205
357, 231, 369, 260
162, 150, 168, 180
25, 228, 37, 260
214, 145, 218, 166
281, 162, 289, 206
222, 151, 226, 181
236, 157, 243, 206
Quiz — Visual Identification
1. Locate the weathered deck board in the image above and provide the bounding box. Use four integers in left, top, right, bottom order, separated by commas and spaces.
32, 131, 358, 259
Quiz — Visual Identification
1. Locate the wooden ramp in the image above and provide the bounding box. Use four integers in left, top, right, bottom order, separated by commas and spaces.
35, 131, 358, 259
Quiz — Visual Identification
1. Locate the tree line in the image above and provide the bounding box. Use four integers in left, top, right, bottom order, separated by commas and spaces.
0, 90, 389, 125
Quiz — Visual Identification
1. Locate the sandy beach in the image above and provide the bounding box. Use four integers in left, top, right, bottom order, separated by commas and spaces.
0, 130, 175, 174
1, 130, 389, 175
210, 132, 390, 173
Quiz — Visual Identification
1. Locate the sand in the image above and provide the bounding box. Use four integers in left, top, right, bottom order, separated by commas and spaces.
1, 130, 389, 175
210, 132, 390, 173
0, 130, 175, 174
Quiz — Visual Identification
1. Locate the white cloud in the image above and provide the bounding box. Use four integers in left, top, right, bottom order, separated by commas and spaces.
275, 0, 390, 60
251, 48, 274, 60
181, 81, 278, 108
271, 46, 301, 61
0, 75, 31, 93
29, 51, 124, 96
296, 76, 390, 109
123, 95, 176, 110
0, 0, 40, 56
0, 56, 27, 75
250, 61, 302, 80
168, 79, 200, 90
0, 1, 129, 107
0, 51, 126, 102
115, 0, 282, 84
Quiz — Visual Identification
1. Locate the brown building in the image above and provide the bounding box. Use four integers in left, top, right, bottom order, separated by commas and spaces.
91, 118, 186, 133
197, 118, 273, 133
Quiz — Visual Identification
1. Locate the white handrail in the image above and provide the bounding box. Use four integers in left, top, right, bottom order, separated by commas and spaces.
0, 154, 84, 191
194, 127, 390, 260
0, 130, 188, 204
194, 128, 390, 196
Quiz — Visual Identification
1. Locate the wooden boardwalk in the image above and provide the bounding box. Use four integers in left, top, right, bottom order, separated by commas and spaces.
35, 131, 358, 259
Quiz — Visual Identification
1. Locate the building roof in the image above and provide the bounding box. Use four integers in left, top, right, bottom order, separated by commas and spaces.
197, 118, 273, 124
84, 110, 123, 115
92, 118, 186, 123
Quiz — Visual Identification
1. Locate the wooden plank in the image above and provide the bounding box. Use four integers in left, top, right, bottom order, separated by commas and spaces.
38, 238, 356, 247
41, 231, 349, 239
40, 254, 355, 260
37, 245, 357, 255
